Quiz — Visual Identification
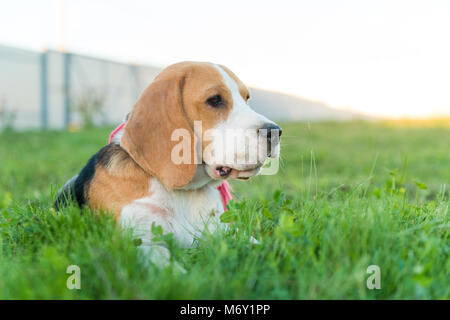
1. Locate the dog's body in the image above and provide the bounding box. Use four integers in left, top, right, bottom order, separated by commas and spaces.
58, 144, 225, 248
56, 62, 281, 267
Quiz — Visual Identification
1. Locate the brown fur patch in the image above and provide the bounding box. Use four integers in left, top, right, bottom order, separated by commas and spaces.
88, 146, 151, 220
120, 63, 197, 189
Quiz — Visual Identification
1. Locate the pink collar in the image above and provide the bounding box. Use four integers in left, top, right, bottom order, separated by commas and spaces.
108, 123, 232, 211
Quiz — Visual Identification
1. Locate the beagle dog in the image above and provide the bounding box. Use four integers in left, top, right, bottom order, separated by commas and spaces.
55, 62, 281, 267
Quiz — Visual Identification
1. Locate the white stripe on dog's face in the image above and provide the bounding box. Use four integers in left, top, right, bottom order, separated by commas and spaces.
201, 65, 280, 179
213, 65, 275, 131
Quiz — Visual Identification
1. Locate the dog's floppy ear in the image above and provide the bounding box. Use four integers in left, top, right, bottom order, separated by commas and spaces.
120, 72, 197, 189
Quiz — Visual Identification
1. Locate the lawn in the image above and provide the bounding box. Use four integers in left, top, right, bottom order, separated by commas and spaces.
0, 121, 448, 299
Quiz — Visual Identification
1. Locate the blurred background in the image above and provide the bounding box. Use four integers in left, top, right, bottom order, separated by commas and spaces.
1, 1, 449, 301
0, 0, 449, 129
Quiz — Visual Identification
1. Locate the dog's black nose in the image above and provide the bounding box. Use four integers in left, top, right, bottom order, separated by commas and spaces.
258, 123, 282, 141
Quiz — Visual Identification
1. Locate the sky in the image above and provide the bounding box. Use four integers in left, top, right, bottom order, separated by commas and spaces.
0, 0, 449, 118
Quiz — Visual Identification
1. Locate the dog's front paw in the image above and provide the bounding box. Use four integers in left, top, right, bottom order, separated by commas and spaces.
138, 244, 186, 274
171, 261, 187, 274
249, 236, 260, 245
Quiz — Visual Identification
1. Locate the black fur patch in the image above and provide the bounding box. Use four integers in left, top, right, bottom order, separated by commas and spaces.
54, 144, 125, 210
97, 143, 127, 168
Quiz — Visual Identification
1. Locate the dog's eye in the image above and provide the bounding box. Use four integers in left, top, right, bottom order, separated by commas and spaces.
206, 95, 224, 108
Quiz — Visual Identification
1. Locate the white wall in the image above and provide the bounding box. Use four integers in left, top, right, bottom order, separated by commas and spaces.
0, 45, 161, 130
0, 45, 41, 129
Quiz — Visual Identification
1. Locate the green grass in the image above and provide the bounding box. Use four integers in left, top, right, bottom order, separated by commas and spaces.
0, 121, 448, 299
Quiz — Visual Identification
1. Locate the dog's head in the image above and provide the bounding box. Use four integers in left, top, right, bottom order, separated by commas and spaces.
121, 62, 281, 189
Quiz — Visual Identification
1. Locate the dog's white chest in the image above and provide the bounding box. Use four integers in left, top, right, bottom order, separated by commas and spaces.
120, 179, 224, 248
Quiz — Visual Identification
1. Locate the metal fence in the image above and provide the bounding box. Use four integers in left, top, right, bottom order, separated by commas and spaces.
0, 44, 369, 129
0, 44, 161, 129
